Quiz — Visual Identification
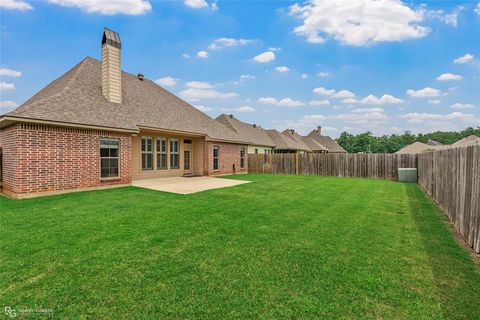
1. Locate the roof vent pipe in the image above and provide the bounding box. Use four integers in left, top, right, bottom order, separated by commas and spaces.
317, 126, 322, 135
253, 124, 257, 128
137, 73, 144, 81
290, 129, 295, 134
229, 114, 233, 118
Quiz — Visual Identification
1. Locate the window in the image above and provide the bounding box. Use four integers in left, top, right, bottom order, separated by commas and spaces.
240, 147, 245, 169
213, 146, 219, 170
170, 139, 180, 169
264, 149, 268, 154
255, 148, 258, 154
156, 138, 167, 170
141, 137, 153, 170
100, 139, 119, 178
184, 139, 192, 144
184, 150, 190, 170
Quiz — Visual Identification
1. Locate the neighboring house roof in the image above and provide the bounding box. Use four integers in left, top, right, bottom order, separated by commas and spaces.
306, 130, 347, 153
426, 140, 442, 146
281, 130, 312, 152
395, 142, 439, 154
451, 135, 480, 147
266, 129, 303, 151
3, 57, 245, 143
301, 136, 329, 152
215, 114, 276, 147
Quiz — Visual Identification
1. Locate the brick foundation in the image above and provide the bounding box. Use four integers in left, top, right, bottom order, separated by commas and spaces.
0, 124, 132, 197
204, 141, 248, 176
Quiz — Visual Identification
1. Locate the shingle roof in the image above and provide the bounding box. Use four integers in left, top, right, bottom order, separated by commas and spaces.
452, 135, 480, 147
301, 136, 328, 152
306, 130, 347, 153
395, 142, 439, 154
215, 114, 275, 147
266, 129, 300, 150
5, 57, 245, 143
281, 130, 312, 152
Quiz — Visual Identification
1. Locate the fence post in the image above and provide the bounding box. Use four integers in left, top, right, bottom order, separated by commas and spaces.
295, 152, 299, 175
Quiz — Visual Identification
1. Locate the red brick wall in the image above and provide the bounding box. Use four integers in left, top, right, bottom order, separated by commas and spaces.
204, 141, 248, 176
1, 123, 132, 197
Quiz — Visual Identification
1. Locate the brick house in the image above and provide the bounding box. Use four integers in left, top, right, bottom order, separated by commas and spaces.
0, 29, 249, 198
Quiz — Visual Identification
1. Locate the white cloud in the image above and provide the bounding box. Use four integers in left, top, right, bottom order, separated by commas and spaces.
179, 87, 237, 101
289, 0, 429, 46
351, 107, 384, 113
275, 66, 290, 73
180, 89, 237, 100
268, 47, 282, 52
451, 103, 475, 109
278, 98, 305, 107
309, 100, 330, 106
194, 105, 212, 113
0, 0, 33, 10
0, 100, 18, 113
0, 67, 22, 77
240, 74, 255, 81
257, 97, 304, 107
253, 51, 275, 63
208, 38, 256, 49
317, 71, 330, 77
237, 106, 255, 113
406, 87, 442, 98
313, 87, 355, 98
258, 97, 278, 105
301, 73, 308, 79
476, 3, 480, 15
444, 6, 463, 27
331, 90, 355, 99
401, 111, 477, 123
428, 99, 441, 105
155, 76, 177, 87
341, 98, 358, 104
197, 50, 209, 59
281, 114, 328, 131
0, 82, 15, 90
360, 94, 404, 105
331, 109, 389, 123
313, 86, 336, 96
454, 53, 474, 64
185, 81, 213, 89
436, 73, 462, 81
184, 0, 208, 9
182, 53, 191, 59
47, 0, 151, 15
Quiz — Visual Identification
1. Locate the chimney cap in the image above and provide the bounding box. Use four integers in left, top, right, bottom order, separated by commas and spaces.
102, 28, 121, 49
137, 73, 144, 81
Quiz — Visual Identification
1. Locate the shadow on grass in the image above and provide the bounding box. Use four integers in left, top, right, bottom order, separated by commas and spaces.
406, 184, 480, 319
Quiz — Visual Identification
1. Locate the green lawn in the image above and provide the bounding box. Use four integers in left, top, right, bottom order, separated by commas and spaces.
1, 174, 479, 319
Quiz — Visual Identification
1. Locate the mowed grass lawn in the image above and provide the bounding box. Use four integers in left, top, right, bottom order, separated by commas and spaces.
1, 174, 479, 319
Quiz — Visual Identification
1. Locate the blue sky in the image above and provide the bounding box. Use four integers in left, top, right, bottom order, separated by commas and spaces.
1, 0, 479, 137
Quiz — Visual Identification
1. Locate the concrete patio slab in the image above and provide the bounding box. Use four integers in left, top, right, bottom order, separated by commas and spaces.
132, 176, 250, 194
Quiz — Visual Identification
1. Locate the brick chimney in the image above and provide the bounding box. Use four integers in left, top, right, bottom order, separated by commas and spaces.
101, 28, 122, 103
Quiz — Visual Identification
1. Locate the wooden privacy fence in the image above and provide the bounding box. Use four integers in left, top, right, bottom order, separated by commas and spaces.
418, 145, 480, 253
248, 153, 418, 180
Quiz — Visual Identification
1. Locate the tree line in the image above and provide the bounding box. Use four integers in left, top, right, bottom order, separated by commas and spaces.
336, 127, 480, 154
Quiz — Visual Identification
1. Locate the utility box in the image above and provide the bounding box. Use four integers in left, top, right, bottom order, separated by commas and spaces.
398, 168, 418, 183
